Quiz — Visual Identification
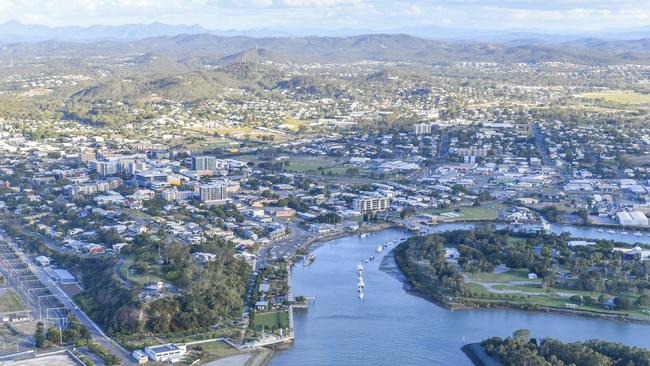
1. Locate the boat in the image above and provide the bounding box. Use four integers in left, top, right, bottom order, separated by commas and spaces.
621, 231, 629, 235
634, 232, 643, 236
364, 259, 369, 264
369, 255, 375, 261
304, 254, 316, 266
360, 233, 367, 238
607, 230, 615, 234
597, 229, 604, 233
376, 245, 383, 253
357, 278, 365, 289
357, 263, 364, 274
359, 291, 364, 299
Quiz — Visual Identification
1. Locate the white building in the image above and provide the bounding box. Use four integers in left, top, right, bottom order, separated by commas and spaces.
198, 183, 227, 203
414, 123, 433, 135
617, 211, 648, 226
353, 195, 390, 213
144, 344, 187, 363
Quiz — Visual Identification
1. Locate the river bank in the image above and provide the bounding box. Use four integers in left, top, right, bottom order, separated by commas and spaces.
385, 237, 650, 325
294, 223, 399, 261
268, 227, 650, 366
461, 343, 502, 366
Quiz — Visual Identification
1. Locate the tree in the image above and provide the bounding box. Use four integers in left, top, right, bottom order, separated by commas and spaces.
34, 322, 46, 348
400, 207, 416, 219
46, 327, 62, 345
614, 297, 632, 310
513, 328, 531, 342
636, 294, 650, 306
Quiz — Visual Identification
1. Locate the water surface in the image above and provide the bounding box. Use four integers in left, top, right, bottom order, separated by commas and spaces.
269, 227, 650, 366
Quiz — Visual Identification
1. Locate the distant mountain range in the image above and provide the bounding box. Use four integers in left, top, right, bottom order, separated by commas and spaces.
3, 33, 650, 67
2, 20, 650, 44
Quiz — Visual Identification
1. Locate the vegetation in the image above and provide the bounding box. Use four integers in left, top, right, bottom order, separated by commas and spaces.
395, 226, 650, 317
481, 329, 650, 366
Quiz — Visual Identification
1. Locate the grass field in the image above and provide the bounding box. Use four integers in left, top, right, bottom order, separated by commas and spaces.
283, 157, 340, 173
191, 341, 241, 362
118, 257, 164, 286
0, 290, 26, 313
582, 91, 650, 106
253, 311, 289, 330
280, 117, 310, 132
468, 269, 537, 283
465, 269, 650, 318
429, 207, 498, 221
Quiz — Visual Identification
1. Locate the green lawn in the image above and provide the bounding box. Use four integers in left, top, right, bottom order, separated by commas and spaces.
582, 91, 650, 106
284, 157, 339, 173
281, 117, 310, 132
119, 257, 164, 286
191, 341, 241, 362
0, 290, 26, 313
430, 207, 498, 221
253, 311, 289, 330
468, 268, 537, 283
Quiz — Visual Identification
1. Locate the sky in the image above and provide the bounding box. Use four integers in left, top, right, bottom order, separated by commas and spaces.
0, 0, 649, 32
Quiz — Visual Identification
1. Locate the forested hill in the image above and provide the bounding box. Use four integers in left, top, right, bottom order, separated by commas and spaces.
3, 33, 650, 66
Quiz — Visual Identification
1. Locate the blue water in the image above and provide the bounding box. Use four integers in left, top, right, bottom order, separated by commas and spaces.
268, 227, 650, 366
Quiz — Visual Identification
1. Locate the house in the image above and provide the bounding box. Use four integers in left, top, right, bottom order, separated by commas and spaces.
255, 301, 268, 310
259, 284, 271, 294
444, 248, 460, 260
527, 273, 538, 280
35, 256, 51, 267
144, 344, 187, 363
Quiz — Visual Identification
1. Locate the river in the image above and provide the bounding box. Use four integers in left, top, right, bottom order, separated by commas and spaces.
268, 225, 650, 366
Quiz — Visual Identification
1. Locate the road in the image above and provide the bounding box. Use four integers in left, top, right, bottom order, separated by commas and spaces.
0, 232, 135, 365
438, 129, 450, 162
532, 123, 571, 182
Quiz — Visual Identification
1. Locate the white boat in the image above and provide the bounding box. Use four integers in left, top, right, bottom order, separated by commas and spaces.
360, 233, 367, 238
359, 291, 364, 299
357, 280, 365, 289
376, 245, 384, 253
357, 263, 364, 274
597, 229, 604, 233
607, 230, 615, 234
634, 232, 643, 236
303, 254, 316, 267
621, 231, 629, 235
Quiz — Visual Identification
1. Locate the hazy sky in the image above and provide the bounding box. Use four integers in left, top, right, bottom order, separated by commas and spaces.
0, 0, 649, 31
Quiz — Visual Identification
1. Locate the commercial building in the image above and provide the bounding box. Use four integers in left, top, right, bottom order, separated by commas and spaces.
135, 171, 168, 187
192, 156, 216, 171
44, 268, 77, 284
160, 188, 180, 202
414, 123, 433, 135
89, 160, 118, 176
132, 350, 149, 364
144, 344, 187, 363
198, 183, 227, 203
617, 211, 648, 226
353, 195, 390, 213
